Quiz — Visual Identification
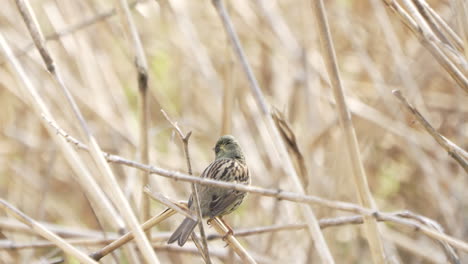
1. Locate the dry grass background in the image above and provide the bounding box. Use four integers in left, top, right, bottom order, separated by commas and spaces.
0, 0, 466, 263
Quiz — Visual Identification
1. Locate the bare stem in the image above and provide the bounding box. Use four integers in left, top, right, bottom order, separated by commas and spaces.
117, 0, 152, 235
161, 110, 212, 264
14, 0, 160, 262
393, 90, 468, 173
90, 207, 176, 261
381, 0, 468, 93
310, 0, 386, 262
209, 217, 257, 264
0, 199, 98, 264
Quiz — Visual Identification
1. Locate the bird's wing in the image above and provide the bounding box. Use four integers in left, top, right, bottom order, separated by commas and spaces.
192, 158, 249, 218
208, 191, 242, 218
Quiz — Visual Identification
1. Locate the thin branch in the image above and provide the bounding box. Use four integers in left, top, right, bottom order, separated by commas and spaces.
413, 0, 464, 52
395, 211, 460, 264
393, 90, 468, 173
161, 109, 212, 264
310, 0, 386, 262
43, 115, 468, 254
209, 217, 257, 264
117, 0, 152, 236
0, 241, 252, 262
144, 188, 196, 221
403, 0, 467, 75
0, 218, 117, 239
211, 0, 334, 262
90, 207, 176, 261
381, 0, 468, 93
0, 0, 147, 66
0, 199, 98, 264
2, 209, 460, 263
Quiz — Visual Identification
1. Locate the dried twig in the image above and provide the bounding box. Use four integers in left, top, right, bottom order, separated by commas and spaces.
1, 209, 460, 262
209, 217, 257, 264
144, 188, 196, 221
395, 211, 460, 264
161, 110, 212, 264
0, 199, 97, 264
381, 0, 468, 93
0, 0, 147, 66
412, 0, 464, 52
310, 0, 386, 262
393, 90, 468, 173
117, 0, 152, 235
90, 207, 176, 261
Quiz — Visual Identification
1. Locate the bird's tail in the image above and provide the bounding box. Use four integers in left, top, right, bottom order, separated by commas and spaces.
167, 217, 198, 246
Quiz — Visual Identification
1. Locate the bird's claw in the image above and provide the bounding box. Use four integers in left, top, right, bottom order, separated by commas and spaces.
222, 229, 233, 247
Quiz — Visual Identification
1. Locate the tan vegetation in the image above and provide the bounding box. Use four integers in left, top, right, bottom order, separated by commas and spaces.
0, 0, 466, 263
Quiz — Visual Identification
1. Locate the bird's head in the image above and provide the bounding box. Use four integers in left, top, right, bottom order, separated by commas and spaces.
213, 135, 245, 163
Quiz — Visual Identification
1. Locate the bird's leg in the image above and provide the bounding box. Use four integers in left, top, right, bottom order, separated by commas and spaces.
219, 217, 234, 242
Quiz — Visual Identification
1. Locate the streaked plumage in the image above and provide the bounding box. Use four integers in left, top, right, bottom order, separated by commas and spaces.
168, 135, 250, 246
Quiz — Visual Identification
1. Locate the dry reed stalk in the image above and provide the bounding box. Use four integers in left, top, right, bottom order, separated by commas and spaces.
161, 110, 212, 263
0, 199, 98, 264
451, 0, 468, 58
144, 188, 196, 220
0, 0, 147, 66
0, 34, 124, 230
393, 90, 468, 173
212, 0, 335, 262
381, 0, 468, 93
90, 207, 176, 261
209, 217, 257, 264
413, 0, 464, 52
0, 218, 117, 239
13, 0, 160, 262
116, 0, 152, 237
0, 210, 461, 262
310, 0, 387, 263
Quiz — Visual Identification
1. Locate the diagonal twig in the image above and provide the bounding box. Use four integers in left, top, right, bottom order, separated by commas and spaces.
144, 187, 196, 221
393, 90, 468, 174
311, 0, 386, 262
117, 0, 152, 236
161, 109, 212, 264
381, 0, 468, 93
209, 217, 257, 264
90, 207, 176, 261
0, 199, 98, 264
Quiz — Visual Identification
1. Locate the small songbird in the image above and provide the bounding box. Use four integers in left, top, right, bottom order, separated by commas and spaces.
168, 135, 251, 246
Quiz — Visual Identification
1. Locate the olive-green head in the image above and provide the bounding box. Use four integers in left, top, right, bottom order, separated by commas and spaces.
213, 135, 245, 163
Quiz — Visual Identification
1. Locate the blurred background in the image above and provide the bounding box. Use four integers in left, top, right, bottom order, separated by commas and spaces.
0, 0, 466, 263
